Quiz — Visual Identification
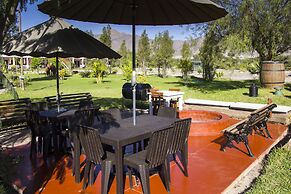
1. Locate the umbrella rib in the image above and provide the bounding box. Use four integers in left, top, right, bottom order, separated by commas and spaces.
144, 0, 156, 25
101, 0, 115, 22
177, 0, 205, 23
86, 0, 107, 22
51, 0, 83, 19
118, 2, 126, 24
31, 18, 57, 53
167, 0, 189, 23
155, 0, 172, 25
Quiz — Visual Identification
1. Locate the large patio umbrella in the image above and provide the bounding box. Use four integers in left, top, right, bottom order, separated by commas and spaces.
1, 17, 121, 111
38, 0, 228, 125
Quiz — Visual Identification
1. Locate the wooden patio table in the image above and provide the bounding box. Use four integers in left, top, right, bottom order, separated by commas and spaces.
92, 115, 176, 194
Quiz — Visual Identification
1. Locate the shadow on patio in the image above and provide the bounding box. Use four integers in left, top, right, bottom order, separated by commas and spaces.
5, 119, 287, 194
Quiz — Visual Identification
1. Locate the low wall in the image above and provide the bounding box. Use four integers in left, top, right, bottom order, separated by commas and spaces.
184, 104, 290, 125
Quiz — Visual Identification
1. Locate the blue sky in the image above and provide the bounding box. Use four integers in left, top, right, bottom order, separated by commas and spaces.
22, 0, 195, 40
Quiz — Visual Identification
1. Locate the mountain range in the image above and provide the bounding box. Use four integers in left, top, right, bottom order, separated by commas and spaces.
96, 29, 204, 58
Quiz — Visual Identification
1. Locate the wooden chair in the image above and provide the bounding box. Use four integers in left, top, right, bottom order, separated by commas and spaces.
69, 108, 99, 183
125, 125, 174, 194
78, 125, 114, 193
151, 91, 164, 115
167, 118, 192, 180
28, 109, 53, 159
79, 100, 93, 109
100, 108, 122, 123
157, 107, 177, 119
169, 88, 181, 109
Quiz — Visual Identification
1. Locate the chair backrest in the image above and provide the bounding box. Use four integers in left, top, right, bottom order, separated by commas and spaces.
101, 108, 122, 122
151, 91, 164, 104
168, 118, 192, 154
146, 125, 174, 168
79, 100, 93, 109
157, 107, 177, 118
150, 88, 159, 92
169, 88, 180, 92
71, 108, 97, 129
78, 125, 105, 164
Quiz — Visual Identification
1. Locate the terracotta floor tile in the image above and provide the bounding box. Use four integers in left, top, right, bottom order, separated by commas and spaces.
5, 122, 288, 194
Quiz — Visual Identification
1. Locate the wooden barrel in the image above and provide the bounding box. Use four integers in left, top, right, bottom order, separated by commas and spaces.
260, 61, 285, 88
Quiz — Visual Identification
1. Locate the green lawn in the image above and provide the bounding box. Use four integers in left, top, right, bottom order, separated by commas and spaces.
247, 146, 291, 194
1, 73, 291, 108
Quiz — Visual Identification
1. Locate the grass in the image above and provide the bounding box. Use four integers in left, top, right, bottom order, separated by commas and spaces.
247, 146, 291, 194
1, 73, 291, 107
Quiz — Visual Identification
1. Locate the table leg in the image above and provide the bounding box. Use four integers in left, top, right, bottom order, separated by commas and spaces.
178, 95, 183, 111
73, 131, 81, 183
164, 98, 170, 107
116, 143, 124, 194
149, 94, 153, 115
68, 119, 81, 183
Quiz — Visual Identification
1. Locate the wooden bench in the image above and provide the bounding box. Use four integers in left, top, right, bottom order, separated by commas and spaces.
44, 92, 92, 110
221, 103, 277, 157
0, 98, 31, 145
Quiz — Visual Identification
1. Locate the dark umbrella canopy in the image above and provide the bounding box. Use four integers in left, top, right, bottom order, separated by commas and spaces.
38, 0, 227, 25
1, 18, 121, 111
38, 0, 227, 126
1, 17, 121, 59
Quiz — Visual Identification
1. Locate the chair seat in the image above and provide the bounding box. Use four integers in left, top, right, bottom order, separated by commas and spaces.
103, 151, 115, 163
124, 150, 148, 168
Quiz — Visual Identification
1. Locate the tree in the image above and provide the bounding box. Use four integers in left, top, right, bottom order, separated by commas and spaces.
30, 57, 42, 73
199, 26, 222, 81
85, 29, 94, 37
152, 31, 174, 77
89, 59, 107, 84
118, 40, 132, 81
137, 30, 151, 75
239, 0, 291, 61
178, 42, 193, 79
197, 0, 291, 81
0, 0, 37, 48
99, 25, 111, 48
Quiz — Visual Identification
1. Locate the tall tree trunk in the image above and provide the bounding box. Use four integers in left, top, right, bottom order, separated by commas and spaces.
142, 60, 147, 76
162, 63, 167, 78
0, 0, 19, 48
158, 64, 161, 77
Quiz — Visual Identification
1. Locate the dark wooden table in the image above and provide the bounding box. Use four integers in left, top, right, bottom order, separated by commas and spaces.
95, 115, 175, 194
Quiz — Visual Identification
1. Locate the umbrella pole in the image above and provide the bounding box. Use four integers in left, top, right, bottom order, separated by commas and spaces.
56, 55, 60, 112
132, 3, 137, 126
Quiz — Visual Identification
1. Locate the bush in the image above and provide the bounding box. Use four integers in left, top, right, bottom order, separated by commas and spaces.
247, 61, 260, 74
137, 74, 147, 83
9, 65, 16, 73
121, 58, 132, 81
215, 71, 224, 79
79, 71, 91, 78
59, 69, 68, 80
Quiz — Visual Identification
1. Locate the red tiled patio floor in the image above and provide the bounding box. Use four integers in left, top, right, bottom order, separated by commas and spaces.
7, 120, 287, 194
